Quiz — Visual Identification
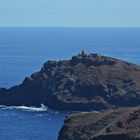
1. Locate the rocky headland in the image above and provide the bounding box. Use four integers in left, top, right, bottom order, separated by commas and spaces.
1, 51, 140, 140
58, 107, 140, 140
0, 51, 140, 111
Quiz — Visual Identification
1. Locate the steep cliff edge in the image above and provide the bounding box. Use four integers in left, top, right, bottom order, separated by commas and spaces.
0, 52, 140, 110
58, 107, 140, 140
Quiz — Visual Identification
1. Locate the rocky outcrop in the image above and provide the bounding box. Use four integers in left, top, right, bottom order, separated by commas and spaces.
0, 52, 140, 110
58, 107, 140, 140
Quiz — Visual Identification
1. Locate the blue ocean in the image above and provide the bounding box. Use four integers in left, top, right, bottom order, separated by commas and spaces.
0, 27, 140, 140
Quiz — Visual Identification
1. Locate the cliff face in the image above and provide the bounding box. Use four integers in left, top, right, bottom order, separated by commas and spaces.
0, 52, 140, 110
58, 107, 140, 140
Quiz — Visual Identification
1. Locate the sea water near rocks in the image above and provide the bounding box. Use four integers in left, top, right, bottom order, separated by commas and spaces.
0, 27, 140, 140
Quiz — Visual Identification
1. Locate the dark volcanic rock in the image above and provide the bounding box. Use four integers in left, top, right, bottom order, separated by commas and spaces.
0, 51, 140, 110
58, 107, 140, 140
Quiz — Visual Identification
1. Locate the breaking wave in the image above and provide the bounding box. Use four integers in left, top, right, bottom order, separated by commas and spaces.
0, 104, 48, 112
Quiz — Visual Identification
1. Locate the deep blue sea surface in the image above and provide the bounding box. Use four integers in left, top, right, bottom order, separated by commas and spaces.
0, 27, 140, 140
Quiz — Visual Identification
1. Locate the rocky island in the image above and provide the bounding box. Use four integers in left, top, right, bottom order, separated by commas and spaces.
0, 51, 140, 111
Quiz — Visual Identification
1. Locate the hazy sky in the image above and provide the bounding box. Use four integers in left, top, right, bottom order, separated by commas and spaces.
0, 0, 140, 27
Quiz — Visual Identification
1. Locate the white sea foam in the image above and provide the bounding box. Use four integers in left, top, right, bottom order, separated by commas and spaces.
0, 104, 48, 112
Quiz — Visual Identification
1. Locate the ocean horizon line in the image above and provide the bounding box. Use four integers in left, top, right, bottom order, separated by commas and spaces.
0, 26, 140, 28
